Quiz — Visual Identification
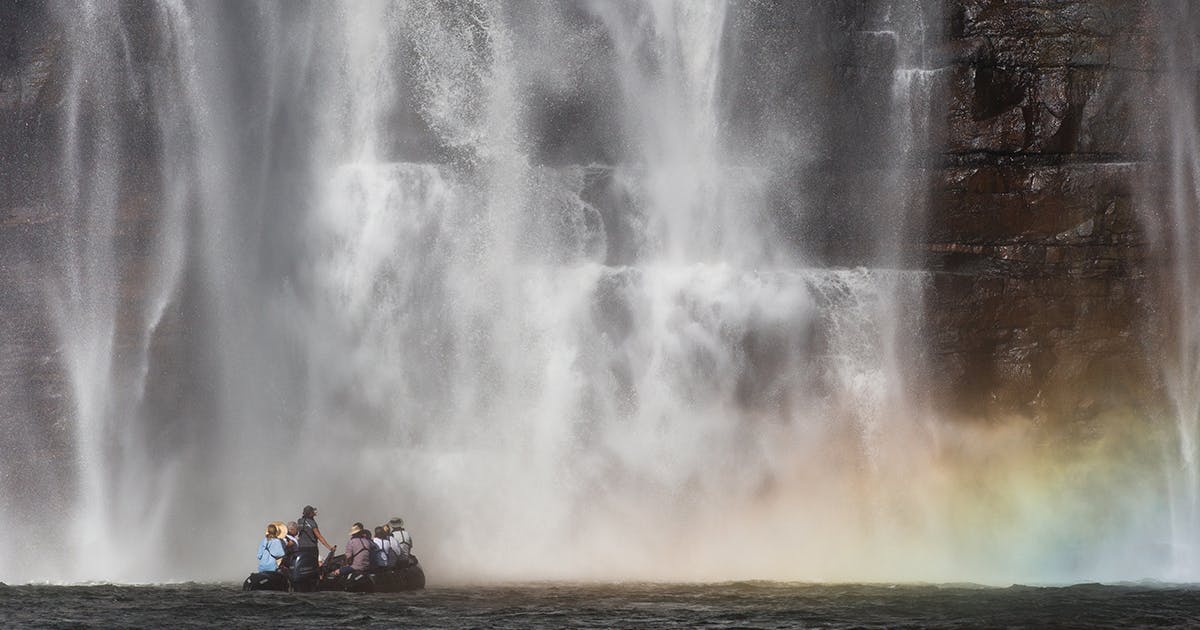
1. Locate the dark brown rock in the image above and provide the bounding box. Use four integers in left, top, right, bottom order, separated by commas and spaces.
927, 0, 1165, 423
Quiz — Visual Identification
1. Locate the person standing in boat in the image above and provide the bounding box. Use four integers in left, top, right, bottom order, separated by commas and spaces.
295, 505, 336, 575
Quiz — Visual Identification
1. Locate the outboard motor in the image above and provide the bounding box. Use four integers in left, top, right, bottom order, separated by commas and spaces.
290, 549, 322, 592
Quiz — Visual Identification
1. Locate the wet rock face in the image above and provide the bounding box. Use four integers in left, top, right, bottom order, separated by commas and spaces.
928, 0, 1162, 422
0, 0, 67, 515
0, 2, 175, 515
0, 1, 52, 111
945, 0, 1151, 157
0, 0, 55, 208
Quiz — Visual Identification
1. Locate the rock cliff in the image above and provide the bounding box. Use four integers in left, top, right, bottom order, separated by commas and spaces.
926, 0, 1163, 425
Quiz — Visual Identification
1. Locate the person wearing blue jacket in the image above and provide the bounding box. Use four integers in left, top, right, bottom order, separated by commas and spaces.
256, 523, 286, 572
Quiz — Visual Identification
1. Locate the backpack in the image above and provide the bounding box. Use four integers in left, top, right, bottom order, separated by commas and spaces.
369, 538, 384, 569
383, 537, 397, 566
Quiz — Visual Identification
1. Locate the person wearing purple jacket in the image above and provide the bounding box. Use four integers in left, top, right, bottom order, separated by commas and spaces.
332, 523, 374, 576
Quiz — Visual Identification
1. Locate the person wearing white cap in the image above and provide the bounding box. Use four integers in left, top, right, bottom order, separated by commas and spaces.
388, 517, 413, 566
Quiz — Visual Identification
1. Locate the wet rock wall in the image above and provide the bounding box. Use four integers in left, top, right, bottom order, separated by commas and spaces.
925, 0, 1164, 425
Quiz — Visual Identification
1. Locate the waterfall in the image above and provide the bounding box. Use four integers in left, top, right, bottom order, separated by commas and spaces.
1, 0, 958, 583
40, 1, 208, 580
1141, 0, 1200, 582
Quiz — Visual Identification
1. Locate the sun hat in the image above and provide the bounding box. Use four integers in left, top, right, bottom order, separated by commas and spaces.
349, 522, 364, 536
388, 517, 404, 529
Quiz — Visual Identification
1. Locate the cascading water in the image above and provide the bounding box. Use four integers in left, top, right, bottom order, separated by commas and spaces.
0, 0, 946, 582
6, 0, 1179, 585
38, 1, 210, 580
1140, 0, 1200, 582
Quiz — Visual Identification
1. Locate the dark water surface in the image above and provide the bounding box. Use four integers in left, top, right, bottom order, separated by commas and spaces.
2, 582, 1199, 628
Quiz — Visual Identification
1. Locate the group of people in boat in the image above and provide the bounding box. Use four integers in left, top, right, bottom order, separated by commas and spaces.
256, 505, 416, 579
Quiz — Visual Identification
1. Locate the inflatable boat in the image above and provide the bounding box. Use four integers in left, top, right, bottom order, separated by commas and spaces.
317, 563, 426, 593
242, 570, 290, 592
243, 549, 425, 593
315, 548, 426, 593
